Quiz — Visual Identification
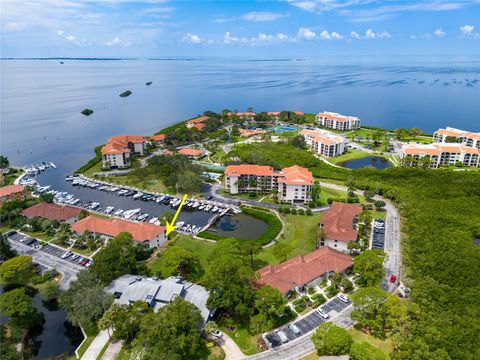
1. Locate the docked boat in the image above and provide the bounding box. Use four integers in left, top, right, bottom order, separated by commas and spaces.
104, 206, 115, 214
133, 192, 144, 199
114, 209, 124, 216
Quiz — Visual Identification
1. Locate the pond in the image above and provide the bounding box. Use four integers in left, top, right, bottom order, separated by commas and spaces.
0, 286, 83, 359
269, 125, 299, 133
208, 213, 268, 240
337, 156, 392, 170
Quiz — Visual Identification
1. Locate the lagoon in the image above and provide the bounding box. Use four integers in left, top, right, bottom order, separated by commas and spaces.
337, 156, 392, 170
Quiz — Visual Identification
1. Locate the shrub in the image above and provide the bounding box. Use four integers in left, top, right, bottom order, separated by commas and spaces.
308, 287, 317, 295
283, 207, 291, 214
292, 298, 304, 306
290, 208, 297, 215
298, 209, 305, 215
319, 278, 328, 288
306, 209, 313, 216
326, 285, 339, 298
294, 303, 306, 313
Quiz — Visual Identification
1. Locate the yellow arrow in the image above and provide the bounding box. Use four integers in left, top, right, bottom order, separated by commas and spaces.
165, 194, 188, 236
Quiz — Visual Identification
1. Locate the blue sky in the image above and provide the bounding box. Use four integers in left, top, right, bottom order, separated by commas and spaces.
1, 0, 479, 57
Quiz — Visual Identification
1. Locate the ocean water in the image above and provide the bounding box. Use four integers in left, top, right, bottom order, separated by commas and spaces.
1, 57, 479, 173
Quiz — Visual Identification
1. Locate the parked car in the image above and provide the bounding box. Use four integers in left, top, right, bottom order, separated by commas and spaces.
6, 231, 17, 237
316, 308, 329, 319
61, 251, 72, 259
277, 330, 289, 343
338, 294, 349, 303
79, 259, 89, 266
86, 260, 93, 267
212, 330, 223, 338
288, 323, 301, 335
20, 236, 29, 243
70, 254, 80, 261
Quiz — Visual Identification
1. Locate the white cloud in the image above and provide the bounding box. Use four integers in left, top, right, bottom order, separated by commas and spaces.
242, 11, 286, 22
320, 30, 331, 40
65, 35, 76, 41
377, 31, 391, 39
365, 28, 376, 39
350, 31, 361, 39
434, 28, 445, 37
57, 30, 65, 35
460, 24, 474, 35
331, 32, 343, 40
104, 36, 122, 46
182, 33, 202, 44
297, 27, 316, 40
287, 0, 375, 13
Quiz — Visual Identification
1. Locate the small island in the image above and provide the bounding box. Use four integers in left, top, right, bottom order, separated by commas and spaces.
146, 81, 153, 86
119, 90, 132, 97
81, 108, 94, 116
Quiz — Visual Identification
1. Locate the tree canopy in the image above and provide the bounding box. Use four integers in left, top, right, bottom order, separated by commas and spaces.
0, 288, 43, 330
0, 255, 34, 285
158, 246, 200, 279
350, 341, 389, 360
353, 249, 386, 287
132, 297, 205, 359
312, 322, 353, 356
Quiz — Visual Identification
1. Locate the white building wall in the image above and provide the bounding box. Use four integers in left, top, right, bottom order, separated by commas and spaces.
324, 239, 349, 252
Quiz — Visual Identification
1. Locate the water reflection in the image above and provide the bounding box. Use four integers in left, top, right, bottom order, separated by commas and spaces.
337, 156, 392, 170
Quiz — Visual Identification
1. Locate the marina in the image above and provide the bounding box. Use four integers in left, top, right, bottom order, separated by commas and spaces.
27, 166, 237, 236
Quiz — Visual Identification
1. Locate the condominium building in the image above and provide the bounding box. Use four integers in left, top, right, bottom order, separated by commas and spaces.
300, 128, 348, 157
316, 112, 360, 131
0, 185, 31, 207
224, 164, 313, 203
101, 135, 146, 169
433, 127, 480, 149
400, 143, 479, 168
177, 147, 206, 160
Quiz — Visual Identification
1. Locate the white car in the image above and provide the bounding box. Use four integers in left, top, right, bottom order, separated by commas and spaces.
338, 294, 350, 303
212, 330, 223, 339
316, 308, 329, 319
61, 251, 71, 259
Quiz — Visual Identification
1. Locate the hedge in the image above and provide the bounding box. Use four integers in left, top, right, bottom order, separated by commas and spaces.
75, 144, 104, 173
198, 206, 282, 246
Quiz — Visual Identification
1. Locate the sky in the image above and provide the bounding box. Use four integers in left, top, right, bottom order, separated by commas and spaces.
1, 0, 479, 58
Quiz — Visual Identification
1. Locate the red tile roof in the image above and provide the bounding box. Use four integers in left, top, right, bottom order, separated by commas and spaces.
108, 135, 145, 144
187, 116, 210, 125
22, 202, 81, 221
277, 165, 313, 185
178, 148, 204, 156
151, 134, 166, 141
256, 247, 353, 294
238, 128, 266, 137
0, 185, 25, 198
71, 215, 165, 243
101, 141, 130, 155
320, 202, 362, 243
225, 164, 275, 177
193, 123, 206, 130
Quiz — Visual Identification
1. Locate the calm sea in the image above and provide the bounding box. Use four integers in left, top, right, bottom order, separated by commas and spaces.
1, 57, 479, 173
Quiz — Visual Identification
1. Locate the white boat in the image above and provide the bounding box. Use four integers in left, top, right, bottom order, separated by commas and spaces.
154, 220, 161, 226
204, 205, 211, 211
176, 221, 185, 228
198, 205, 205, 210
71, 199, 80, 205
157, 195, 165, 202
212, 206, 219, 213
192, 202, 199, 208
110, 187, 119, 192
148, 218, 157, 224
49, 162, 56, 168
118, 190, 128, 196
123, 208, 140, 219
169, 198, 176, 205
104, 206, 114, 214
89, 202, 100, 210
114, 209, 124, 216
133, 192, 144, 199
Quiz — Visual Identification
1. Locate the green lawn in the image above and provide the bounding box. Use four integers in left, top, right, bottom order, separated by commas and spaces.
221, 325, 262, 356
299, 353, 319, 360
328, 149, 371, 165
148, 235, 215, 279
256, 213, 322, 266
347, 328, 393, 354
318, 186, 349, 204
96, 339, 111, 360
209, 148, 227, 164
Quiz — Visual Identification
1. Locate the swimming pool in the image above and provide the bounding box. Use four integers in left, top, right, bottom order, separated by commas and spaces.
270, 125, 299, 133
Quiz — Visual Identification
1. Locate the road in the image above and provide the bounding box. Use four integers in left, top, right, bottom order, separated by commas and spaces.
7, 237, 83, 289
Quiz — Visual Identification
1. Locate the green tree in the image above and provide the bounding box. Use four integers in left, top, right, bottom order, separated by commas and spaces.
204, 253, 255, 319
99, 301, 151, 341
91, 232, 139, 283
0, 155, 9, 168
312, 322, 353, 356
255, 285, 286, 317
133, 297, 205, 359
350, 341, 389, 360
230, 126, 240, 137
0, 288, 43, 330
353, 249, 386, 287
0, 234, 17, 261
273, 242, 293, 261
408, 128, 421, 140
290, 135, 306, 149
0, 255, 34, 285
59, 270, 113, 328
249, 312, 273, 334
240, 241, 261, 268
39, 281, 61, 301
374, 200, 386, 210
160, 246, 200, 278
350, 287, 407, 338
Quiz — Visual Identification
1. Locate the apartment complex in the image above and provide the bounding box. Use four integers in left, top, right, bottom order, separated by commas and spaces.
433, 127, 480, 149
320, 202, 363, 252
224, 164, 313, 203
238, 128, 266, 137
300, 128, 348, 157
177, 147, 206, 160
71, 215, 166, 248
22, 202, 81, 224
400, 143, 479, 168
101, 135, 146, 169
255, 247, 353, 295
316, 112, 360, 131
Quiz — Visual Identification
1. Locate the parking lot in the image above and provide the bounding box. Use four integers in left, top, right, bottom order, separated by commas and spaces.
264, 296, 351, 348
371, 219, 385, 250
